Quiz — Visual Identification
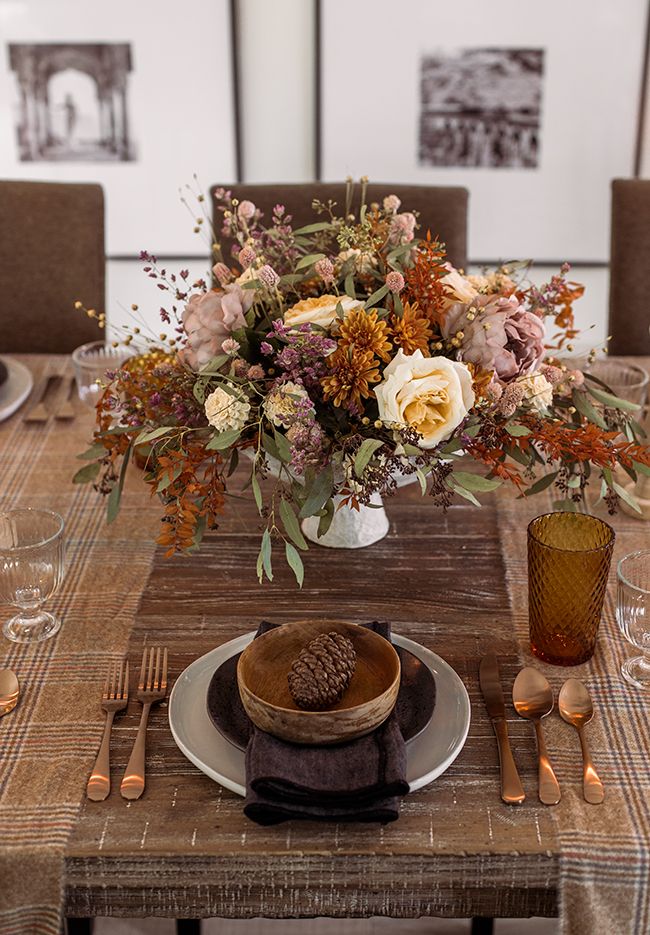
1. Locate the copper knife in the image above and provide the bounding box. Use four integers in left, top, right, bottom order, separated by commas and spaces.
479, 652, 526, 805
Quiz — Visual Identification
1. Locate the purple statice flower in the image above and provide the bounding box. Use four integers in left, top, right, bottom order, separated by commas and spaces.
260, 341, 273, 356
287, 418, 327, 475
266, 319, 336, 392
149, 392, 162, 406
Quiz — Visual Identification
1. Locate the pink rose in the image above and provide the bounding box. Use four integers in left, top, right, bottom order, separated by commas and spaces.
442, 295, 545, 383
178, 285, 253, 371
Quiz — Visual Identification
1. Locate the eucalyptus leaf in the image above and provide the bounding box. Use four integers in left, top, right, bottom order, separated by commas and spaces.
285, 541, 304, 587
76, 442, 106, 461
632, 460, 650, 477
587, 385, 641, 412
364, 284, 389, 310
354, 438, 384, 478
295, 252, 326, 271
292, 221, 332, 235
613, 481, 642, 514
273, 430, 291, 463
505, 423, 532, 437
299, 464, 334, 519
107, 443, 132, 525
72, 461, 100, 484
317, 499, 335, 538
572, 390, 607, 429
280, 499, 308, 551
251, 472, 263, 514
261, 528, 273, 581
205, 427, 242, 451
199, 353, 229, 375
452, 471, 501, 492
135, 426, 175, 445
446, 477, 481, 507
344, 274, 356, 299
415, 467, 428, 495
524, 471, 558, 496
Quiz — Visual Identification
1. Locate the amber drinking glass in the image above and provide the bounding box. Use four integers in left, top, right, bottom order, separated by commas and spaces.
528, 512, 615, 666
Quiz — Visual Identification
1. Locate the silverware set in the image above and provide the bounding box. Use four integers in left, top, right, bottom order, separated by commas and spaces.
23, 373, 77, 423
86, 646, 168, 802
480, 652, 604, 806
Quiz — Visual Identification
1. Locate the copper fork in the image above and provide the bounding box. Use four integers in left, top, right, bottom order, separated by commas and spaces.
87, 659, 129, 801
120, 646, 168, 800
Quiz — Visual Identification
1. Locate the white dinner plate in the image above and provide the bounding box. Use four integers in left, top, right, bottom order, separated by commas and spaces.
0, 357, 33, 422
169, 631, 471, 796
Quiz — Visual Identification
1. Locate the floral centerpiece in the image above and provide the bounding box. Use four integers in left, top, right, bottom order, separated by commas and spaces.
76, 179, 650, 585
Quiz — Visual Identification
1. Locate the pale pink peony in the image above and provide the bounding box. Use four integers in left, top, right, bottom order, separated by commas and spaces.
237, 200, 256, 222
442, 295, 545, 383
383, 194, 401, 214
178, 286, 253, 371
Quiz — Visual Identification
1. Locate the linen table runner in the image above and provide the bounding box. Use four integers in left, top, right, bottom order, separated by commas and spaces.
0, 357, 158, 935
496, 489, 650, 935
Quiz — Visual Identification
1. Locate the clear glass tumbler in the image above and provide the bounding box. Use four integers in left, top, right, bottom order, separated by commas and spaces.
0, 509, 65, 644
72, 341, 129, 409
528, 512, 615, 665
616, 550, 650, 690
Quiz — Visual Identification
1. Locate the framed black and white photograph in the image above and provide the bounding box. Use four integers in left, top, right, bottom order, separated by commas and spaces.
318, 0, 648, 262
0, 0, 239, 254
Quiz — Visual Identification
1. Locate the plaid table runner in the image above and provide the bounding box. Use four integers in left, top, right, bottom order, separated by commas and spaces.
0, 357, 158, 935
496, 489, 650, 935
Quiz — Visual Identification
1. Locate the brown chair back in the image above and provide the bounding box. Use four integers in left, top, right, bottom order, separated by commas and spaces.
0, 180, 105, 353
211, 182, 468, 270
608, 179, 650, 355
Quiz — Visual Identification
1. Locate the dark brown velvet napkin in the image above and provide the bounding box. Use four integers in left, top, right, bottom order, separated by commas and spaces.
243, 621, 409, 826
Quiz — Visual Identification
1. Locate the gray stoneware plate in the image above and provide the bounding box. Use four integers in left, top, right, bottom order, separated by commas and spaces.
0, 357, 33, 422
169, 632, 471, 796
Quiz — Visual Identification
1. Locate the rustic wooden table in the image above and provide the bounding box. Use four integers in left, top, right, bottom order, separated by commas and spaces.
65, 484, 558, 921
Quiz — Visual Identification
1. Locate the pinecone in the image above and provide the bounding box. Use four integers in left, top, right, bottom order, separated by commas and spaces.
287, 631, 357, 710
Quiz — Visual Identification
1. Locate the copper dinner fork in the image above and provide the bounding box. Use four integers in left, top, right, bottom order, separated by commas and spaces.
87, 659, 129, 801
120, 646, 168, 800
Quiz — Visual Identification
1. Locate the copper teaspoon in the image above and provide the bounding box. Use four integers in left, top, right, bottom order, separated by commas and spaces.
0, 669, 20, 716
559, 678, 604, 804
513, 667, 561, 805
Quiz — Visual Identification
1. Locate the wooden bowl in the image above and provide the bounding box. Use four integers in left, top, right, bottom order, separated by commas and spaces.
236, 621, 401, 745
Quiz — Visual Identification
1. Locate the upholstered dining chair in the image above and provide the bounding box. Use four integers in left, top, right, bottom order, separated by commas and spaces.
608, 178, 650, 355
0, 180, 105, 354
211, 182, 469, 270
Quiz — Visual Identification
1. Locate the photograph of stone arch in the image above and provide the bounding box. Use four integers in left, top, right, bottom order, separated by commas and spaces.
8, 42, 136, 162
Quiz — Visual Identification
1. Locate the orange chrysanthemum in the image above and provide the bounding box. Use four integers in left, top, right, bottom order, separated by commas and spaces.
390, 302, 433, 356
337, 307, 392, 362
321, 346, 381, 411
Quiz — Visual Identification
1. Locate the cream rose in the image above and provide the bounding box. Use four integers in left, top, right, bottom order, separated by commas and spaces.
440, 266, 479, 309
205, 385, 250, 432
375, 349, 475, 449
284, 294, 363, 329
516, 372, 553, 412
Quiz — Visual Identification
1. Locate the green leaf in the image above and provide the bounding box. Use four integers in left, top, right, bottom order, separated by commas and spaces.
251, 471, 263, 514
72, 461, 100, 484
452, 471, 502, 493
76, 442, 106, 461
107, 444, 132, 525
261, 528, 273, 581
364, 284, 389, 309
587, 385, 641, 412
262, 431, 284, 464
446, 477, 481, 507
205, 427, 242, 451
393, 293, 403, 317
632, 460, 650, 477
292, 221, 332, 235
256, 546, 264, 582
567, 474, 582, 488
273, 430, 292, 463
613, 481, 642, 514
295, 252, 326, 271
199, 353, 229, 375
344, 274, 356, 299
572, 390, 607, 429
505, 423, 532, 437
226, 447, 239, 477
241, 279, 261, 290
415, 467, 428, 495
299, 465, 334, 519
284, 541, 304, 588
134, 426, 175, 445
524, 471, 558, 496
317, 499, 335, 538
354, 438, 384, 478
280, 499, 308, 551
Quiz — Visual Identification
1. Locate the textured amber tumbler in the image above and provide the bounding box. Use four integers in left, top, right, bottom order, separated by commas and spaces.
528, 512, 615, 666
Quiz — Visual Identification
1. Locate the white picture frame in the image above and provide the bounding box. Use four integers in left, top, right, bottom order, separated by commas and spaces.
0, 0, 239, 255
318, 0, 648, 263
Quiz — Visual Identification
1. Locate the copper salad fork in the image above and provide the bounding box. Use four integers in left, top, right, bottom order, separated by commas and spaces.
120, 646, 168, 800
87, 659, 129, 801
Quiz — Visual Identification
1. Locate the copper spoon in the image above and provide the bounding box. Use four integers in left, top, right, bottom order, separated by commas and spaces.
0, 669, 20, 716
559, 678, 604, 804
513, 667, 561, 805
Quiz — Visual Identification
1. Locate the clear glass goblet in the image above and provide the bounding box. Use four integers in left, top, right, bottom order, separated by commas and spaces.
616, 550, 650, 690
72, 341, 129, 409
0, 509, 65, 644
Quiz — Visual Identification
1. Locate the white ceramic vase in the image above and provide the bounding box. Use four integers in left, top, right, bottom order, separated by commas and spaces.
301, 492, 390, 549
